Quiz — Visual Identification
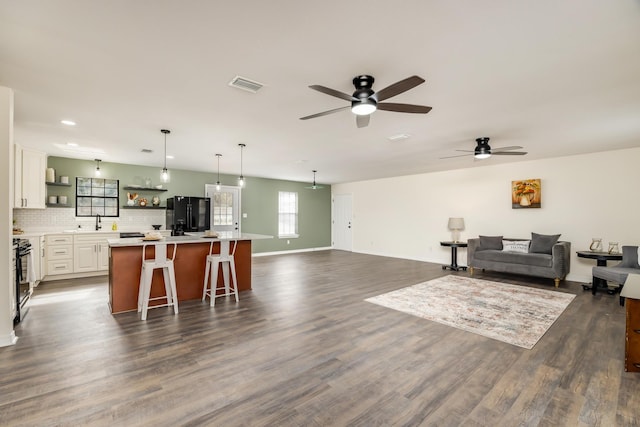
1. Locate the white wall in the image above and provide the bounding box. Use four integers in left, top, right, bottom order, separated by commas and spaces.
0, 87, 17, 346
332, 148, 639, 283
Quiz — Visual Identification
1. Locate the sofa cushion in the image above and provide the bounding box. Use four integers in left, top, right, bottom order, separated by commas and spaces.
530, 232, 560, 255
474, 249, 553, 268
502, 240, 530, 253
479, 235, 503, 250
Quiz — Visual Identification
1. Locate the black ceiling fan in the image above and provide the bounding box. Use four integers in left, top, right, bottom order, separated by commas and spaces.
300, 75, 432, 128
304, 170, 324, 190
440, 137, 527, 159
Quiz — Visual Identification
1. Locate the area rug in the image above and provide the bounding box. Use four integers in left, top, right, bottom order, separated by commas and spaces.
365, 275, 575, 349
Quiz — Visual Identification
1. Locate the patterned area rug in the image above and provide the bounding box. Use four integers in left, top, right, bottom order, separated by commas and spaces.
365, 275, 575, 349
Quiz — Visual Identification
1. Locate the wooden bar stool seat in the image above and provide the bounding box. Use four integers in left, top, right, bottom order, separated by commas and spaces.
138, 242, 178, 320
202, 239, 238, 306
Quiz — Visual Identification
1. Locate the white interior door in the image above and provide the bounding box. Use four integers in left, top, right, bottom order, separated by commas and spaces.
333, 194, 352, 251
205, 185, 241, 232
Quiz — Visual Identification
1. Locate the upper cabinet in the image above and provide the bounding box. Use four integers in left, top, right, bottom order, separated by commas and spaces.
14, 144, 46, 209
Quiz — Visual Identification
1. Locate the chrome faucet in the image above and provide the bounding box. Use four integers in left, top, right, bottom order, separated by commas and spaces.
96, 214, 102, 231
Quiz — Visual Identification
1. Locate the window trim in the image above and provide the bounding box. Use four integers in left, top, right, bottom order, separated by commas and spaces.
278, 191, 298, 238
75, 177, 120, 217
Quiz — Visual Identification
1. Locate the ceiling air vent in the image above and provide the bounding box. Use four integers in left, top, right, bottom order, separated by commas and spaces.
228, 75, 264, 93
141, 149, 153, 153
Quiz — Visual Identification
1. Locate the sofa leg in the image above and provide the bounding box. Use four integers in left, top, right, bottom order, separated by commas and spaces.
554, 278, 560, 288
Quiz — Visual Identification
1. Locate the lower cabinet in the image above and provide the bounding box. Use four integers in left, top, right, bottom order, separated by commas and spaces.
73, 234, 118, 273
45, 232, 118, 278
45, 234, 74, 276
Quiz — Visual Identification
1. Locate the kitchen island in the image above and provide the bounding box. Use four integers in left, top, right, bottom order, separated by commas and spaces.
107, 232, 271, 314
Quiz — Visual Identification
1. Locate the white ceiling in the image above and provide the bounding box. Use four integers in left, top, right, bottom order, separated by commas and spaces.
1, 1, 640, 185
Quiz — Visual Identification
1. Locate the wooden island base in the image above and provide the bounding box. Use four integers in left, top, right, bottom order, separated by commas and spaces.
109, 240, 252, 313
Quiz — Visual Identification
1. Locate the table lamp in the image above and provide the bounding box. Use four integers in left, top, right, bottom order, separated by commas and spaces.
448, 217, 465, 243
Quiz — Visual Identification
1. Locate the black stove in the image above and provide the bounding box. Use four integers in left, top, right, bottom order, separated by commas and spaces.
13, 237, 33, 324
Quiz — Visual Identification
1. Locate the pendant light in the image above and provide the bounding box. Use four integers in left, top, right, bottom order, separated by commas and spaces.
215, 153, 222, 191
160, 129, 170, 183
94, 159, 102, 177
238, 143, 246, 188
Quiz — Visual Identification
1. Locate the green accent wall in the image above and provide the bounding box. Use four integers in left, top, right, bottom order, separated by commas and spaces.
46, 157, 331, 253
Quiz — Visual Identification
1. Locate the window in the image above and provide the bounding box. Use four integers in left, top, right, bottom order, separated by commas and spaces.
75, 177, 119, 217
278, 191, 298, 237
212, 191, 234, 226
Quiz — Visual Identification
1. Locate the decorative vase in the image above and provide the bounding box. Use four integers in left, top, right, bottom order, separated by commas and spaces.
519, 195, 531, 207
127, 199, 135, 206
590, 238, 602, 252
608, 242, 619, 254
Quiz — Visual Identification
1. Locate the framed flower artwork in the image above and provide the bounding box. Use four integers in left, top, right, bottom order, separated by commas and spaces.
512, 179, 541, 209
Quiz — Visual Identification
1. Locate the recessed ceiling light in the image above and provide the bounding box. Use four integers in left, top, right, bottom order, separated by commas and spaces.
66, 142, 79, 147
387, 133, 411, 142
61, 120, 76, 126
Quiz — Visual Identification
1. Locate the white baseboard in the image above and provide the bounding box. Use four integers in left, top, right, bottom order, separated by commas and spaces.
253, 247, 333, 257
0, 331, 18, 347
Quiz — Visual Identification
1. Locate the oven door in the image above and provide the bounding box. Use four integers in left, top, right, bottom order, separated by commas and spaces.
16, 245, 33, 323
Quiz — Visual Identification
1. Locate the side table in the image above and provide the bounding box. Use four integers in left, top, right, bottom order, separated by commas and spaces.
441, 241, 467, 271
576, 250, 623, 294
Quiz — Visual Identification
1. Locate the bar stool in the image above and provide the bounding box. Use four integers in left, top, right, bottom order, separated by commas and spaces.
202, 239, 238, 306
138, 242, 178, 320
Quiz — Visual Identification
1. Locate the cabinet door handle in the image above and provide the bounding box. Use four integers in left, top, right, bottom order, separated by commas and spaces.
634, 363, 640, 369
54, 250, 65, 254
634, 329, 640, 334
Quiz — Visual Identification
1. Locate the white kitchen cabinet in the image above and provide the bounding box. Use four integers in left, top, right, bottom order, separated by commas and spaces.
45, 234, 74, 276
14, 144, 46, 209
73, 234, 118, 273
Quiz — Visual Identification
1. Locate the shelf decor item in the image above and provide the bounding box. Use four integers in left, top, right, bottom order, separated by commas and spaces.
590, 238, 603, 252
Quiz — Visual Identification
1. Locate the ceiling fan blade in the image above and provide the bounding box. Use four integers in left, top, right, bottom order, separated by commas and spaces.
440, 153, 473, 159
377, 103, 432, 114
305, 185, 325, 190
300, 105, 350, 120
356, 114, 370, 128
309, 85, 355, 101
490, 146, 523, 152
376, 76, 425, 101
455, 149, 474, 153
493, 151, 528, 156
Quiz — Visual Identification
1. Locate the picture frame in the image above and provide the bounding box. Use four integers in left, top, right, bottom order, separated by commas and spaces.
512, 179, 541, 209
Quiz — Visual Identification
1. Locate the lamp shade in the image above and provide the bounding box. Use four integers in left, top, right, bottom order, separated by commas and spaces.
448, 217, 465, 230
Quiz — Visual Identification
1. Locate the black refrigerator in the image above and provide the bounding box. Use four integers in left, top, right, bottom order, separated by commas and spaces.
166, 196, 211, 235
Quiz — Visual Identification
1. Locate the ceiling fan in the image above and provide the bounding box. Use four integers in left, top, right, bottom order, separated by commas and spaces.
300, 75, 432, 128
305, 170, 324, 190
441, 137, 527, 159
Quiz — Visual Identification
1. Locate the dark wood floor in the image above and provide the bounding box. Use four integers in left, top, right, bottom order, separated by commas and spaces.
0, 250, 638, 426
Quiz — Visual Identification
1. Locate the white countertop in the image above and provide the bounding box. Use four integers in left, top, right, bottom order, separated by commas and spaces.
107, 232, 273, 247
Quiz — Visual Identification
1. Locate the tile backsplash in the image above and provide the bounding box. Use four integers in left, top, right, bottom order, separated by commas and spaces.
14, 208, 165, 232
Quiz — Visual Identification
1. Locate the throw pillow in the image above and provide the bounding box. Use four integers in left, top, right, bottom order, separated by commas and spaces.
479, 235, 503, 250
502, 240, 530, 253
529, 232, 560, 254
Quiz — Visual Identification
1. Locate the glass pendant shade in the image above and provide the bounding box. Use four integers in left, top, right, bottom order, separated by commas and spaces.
95, 159, 101, 177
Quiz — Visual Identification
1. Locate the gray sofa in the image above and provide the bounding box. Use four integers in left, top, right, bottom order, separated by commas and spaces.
467, 235, 571, 287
